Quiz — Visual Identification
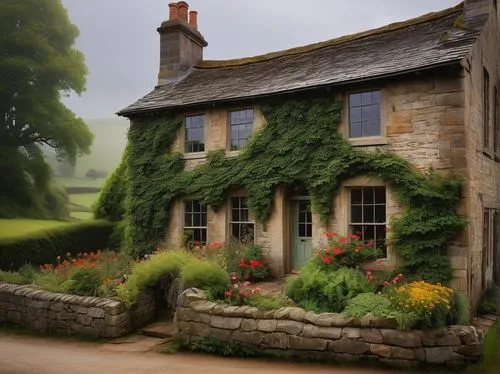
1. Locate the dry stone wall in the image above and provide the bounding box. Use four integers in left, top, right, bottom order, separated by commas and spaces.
175, 289, 484, 369
0, 282, 155, 338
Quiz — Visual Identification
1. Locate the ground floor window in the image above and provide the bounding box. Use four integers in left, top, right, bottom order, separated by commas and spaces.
230, 197, 254, 243
349, 186, 387, 256
184, 199, 207, 247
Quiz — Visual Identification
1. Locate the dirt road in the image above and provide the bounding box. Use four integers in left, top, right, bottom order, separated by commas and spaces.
0, 332, 402, 374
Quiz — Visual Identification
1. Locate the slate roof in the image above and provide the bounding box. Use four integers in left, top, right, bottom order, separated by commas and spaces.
118, 3, 487, 116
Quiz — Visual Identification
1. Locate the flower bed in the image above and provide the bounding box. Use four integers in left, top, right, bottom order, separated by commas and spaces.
175, 288, 484, 369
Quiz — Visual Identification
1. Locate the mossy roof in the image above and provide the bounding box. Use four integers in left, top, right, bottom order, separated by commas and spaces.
119, 2, 487, 116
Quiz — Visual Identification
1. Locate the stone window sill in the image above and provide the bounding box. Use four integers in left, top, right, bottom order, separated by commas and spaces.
182, 152, 206, 160
348, 137, 388, 147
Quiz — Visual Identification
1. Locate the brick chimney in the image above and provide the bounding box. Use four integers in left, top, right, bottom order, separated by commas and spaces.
157, 2, 207, 85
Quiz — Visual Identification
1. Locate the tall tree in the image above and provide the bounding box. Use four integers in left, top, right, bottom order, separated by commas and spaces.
0, 0, 93, 218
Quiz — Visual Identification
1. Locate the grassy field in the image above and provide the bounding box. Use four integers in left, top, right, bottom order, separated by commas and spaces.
56, 177, 105, 189
0, 219, 69, 239
68, 193, 100, 209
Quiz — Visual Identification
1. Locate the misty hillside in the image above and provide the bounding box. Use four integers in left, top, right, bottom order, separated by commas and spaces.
46, 117, 129, 178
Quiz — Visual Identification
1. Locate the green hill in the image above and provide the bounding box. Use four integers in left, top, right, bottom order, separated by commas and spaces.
46, 117, 129, 179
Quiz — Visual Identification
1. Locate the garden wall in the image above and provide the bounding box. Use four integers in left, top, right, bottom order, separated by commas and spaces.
175, 289, 484, 369
0, 282, 155, 338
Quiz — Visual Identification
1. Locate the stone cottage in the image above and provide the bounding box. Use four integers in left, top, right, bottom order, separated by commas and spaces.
118, 0, 500, 308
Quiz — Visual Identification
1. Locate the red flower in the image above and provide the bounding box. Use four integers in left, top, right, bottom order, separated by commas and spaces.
321, 255, 334, 265
333, 248, 343, 256
249, 259, 261, 269
375, 259, 382, 265
339, 237, 349, 243
224, 289, 233, 298
383, 281, 390, 287
211, 241, 222, 248
239, 259, 247, 268
324, 232, 336, 238
366, 240, 374, 247
351, 234, 360, 240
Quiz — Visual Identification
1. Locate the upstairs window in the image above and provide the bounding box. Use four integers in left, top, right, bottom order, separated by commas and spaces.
230, 197, 254, 243
184, 200, 207, 247
229, 109, 254, 151
349, 187, 387, 257
483, 68, 490, 149
349, 91, 381, 138
185, 115, 205, 153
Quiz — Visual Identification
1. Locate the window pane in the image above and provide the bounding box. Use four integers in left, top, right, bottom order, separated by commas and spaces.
372, 104, 381, 119
364, 225, 375, 241
306, 223, 312, 238
351, 205, 363, 223
350, 122, 362, 138
351, 189, 363, 204
350, 93, 362, 107
372, 91, 381, 104
363, 188, 375, 204
185, 115, 205, 153
374, 187, 386, 203
184, 213, 192, 227
375, 205, 386, 223
363, 205, 374, 223
232, 209, 240, 222
299, 223, 306, 237
350, 107, 362, 123
351, 225, 363, 237
362, 106, 372, 122
240, 209, 249, 222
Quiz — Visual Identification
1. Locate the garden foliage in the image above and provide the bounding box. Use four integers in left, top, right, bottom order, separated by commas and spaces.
96, 98, 464, 283
0, 220, 115, 270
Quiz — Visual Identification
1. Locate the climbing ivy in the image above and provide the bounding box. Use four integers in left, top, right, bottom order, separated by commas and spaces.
97, 98, 465, 283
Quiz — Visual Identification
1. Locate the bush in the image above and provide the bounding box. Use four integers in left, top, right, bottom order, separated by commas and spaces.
448, 291, 470, 325
313, 232, 381, 271
285, 266, 372, 313
116, 250, 229, 305
94, 160, 127, 222
181, 260, 229, 300
0, 270, 30, 285
235, 245, 270, 281
388, 281, 454, 329
0, 220, 115, 270
62, 266, 103, 296
478, 287, 498, 315
343, 292, 417, 330
246, 293, 294, 311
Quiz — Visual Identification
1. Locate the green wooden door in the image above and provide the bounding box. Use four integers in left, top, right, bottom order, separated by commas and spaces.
292, 200, 313, 270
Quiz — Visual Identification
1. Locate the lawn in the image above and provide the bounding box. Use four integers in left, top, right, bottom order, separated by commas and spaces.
56, 177, 105, 189
0, 219, 69, 239
68, 193, 100, 209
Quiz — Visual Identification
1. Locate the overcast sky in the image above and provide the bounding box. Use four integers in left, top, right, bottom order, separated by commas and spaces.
61, 0, 460, 119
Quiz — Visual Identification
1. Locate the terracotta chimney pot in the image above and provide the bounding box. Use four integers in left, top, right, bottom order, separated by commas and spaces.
177, 1, 189, 22
189, 10, 198, 29
168, 3, 179, 21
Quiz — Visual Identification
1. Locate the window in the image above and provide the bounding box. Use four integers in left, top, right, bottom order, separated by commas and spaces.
185, 115, 205, 153
230, 197, 254, 243
349, 187, 387, 256
184, 200, 207, 247
483, 68, 490, 149
229, 109, 254, 151
349, 91, 381, 138
482, 208, 497, 290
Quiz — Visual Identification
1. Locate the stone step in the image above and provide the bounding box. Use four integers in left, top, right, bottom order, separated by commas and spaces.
481, 314, 498, 322
140, 321, 178, 339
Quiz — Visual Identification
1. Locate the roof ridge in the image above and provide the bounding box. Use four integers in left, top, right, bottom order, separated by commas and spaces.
196, 3, 463, 70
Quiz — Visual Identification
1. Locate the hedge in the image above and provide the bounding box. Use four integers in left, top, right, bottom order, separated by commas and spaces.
0, 220, 115, 270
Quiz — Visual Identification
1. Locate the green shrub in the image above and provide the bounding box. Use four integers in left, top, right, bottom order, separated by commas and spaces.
0, 220, 115, 270
190, 336, 261, 358
94, 159, 127, 222
236, 244, 270, 281
107, 220, 127, 249
61, 266, 102, 297
246, 293, 294, 311
0, 270, 30, 285
181, 260, 229, 300
343, 292, 417, 330
448, 291, 470, 325
478, 287, 498, 315
117, 250, 229, 305
285, 266, 371, 313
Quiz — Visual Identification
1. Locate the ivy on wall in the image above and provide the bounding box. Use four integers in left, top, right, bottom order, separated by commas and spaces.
97, 98, 465, 283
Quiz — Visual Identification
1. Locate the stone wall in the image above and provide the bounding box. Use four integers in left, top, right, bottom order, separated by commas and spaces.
175, 289, 484, 370
0, 282, 155, 338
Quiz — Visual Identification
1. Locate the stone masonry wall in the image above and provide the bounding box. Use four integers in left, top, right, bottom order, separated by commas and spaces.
175, 289, 484, 370
0, 282, 155, 338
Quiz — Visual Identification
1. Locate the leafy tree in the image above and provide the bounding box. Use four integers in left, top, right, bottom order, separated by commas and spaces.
0, 0, 93, 218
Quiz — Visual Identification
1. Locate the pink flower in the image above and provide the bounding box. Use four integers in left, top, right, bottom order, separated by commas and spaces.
375, 259, 382, 265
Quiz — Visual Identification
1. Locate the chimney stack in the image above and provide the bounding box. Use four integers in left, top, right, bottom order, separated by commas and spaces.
177, 1, 189, 22
189, 10, 198, 29
168, 3, 179, 21
157, 2, 207, 85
